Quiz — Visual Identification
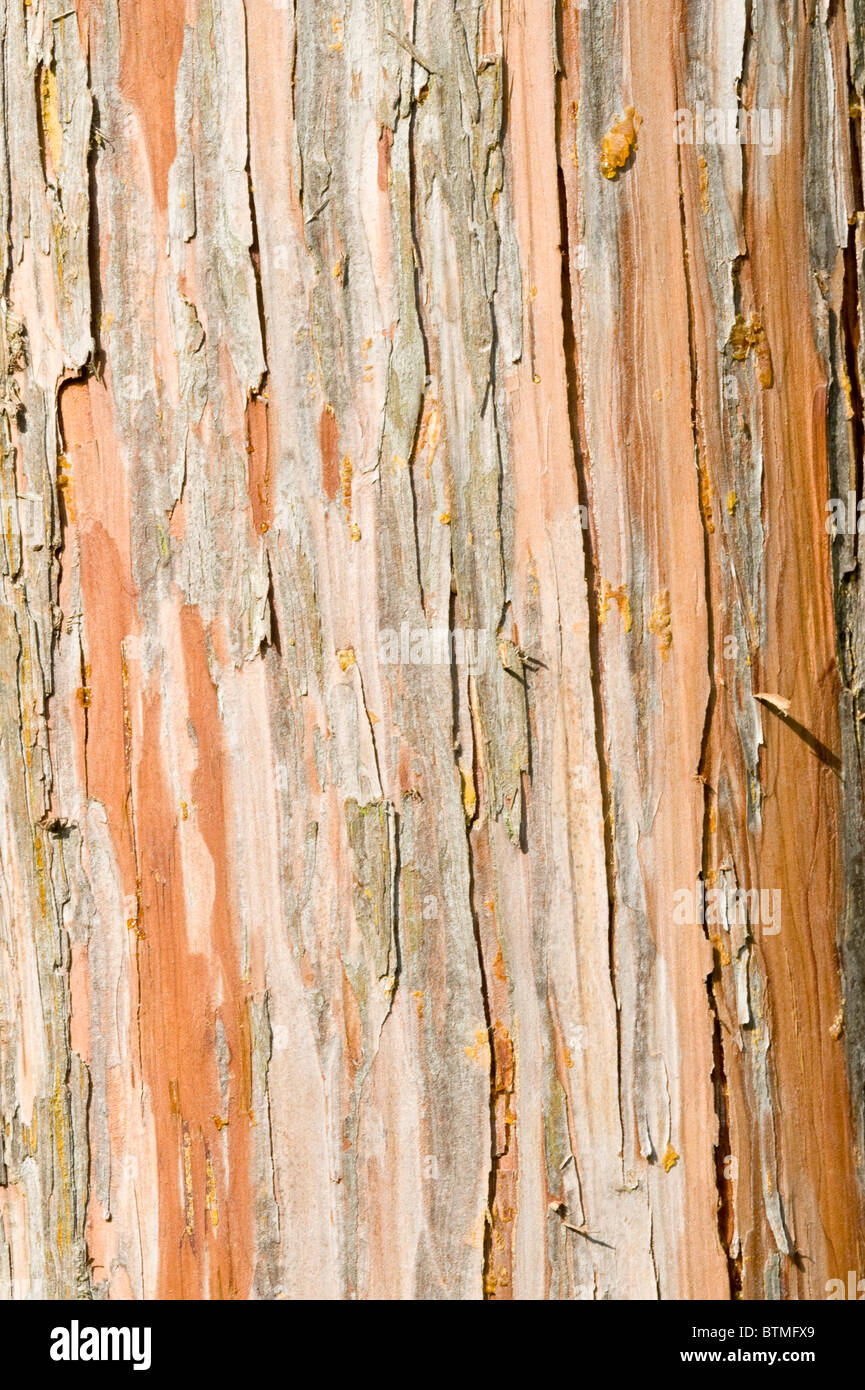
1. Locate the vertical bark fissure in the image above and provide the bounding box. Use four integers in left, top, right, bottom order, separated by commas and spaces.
671, 48, 739, 1297
554, 41, 624, 1158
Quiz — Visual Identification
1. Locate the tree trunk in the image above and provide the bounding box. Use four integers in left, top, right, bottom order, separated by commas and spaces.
0, 0, 864, 1301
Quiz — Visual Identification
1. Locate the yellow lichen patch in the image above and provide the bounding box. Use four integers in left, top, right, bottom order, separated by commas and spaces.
698, 155, 709, 213
709, 935, 731, 968
56, 452, 74, 519
205, 1156, 219, 1228
599, 580, 632, 632
727, 489, 738, 514
830, 1006, 845, 1040
649, 589, 672, 658
411, 989, 424, 1020
182, 1128, 195, 1235
465, 1027, 491, 1067
699, 463, 715, 533
663, 1142, 679, 1172
337, 647, 355, 671
349, 522, 361, 541
40, 66, 63, 176
361, 336, 374, 382
728, 312, 773, 387
340, 454, 352, 513
439, 510, 451, 524
460, 762, 477, 821
600, 106, 642, 179
416, 395, 441, 476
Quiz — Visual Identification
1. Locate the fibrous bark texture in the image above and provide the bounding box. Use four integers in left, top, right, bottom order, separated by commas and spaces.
1, 0, 864, 1301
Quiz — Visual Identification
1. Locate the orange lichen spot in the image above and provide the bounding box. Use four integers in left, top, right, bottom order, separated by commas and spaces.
259, 521, 269, 533
337, 647, 355, 671
76, 685, 92, 708
728, 312, 773, 387
411, 989, 424, 1020
830, 1007, 845, 1040
600, 106, 642, 179
439, 510, 451, 525
213, 1114, 229, 1131
332, 259, 343, 279
563, 1045, 574, 1069
532, 373, 541, 384
492, 947, 507, 983
663, 1143, 679, 1172
649, 590, 672, 657
329, 14, 343, 50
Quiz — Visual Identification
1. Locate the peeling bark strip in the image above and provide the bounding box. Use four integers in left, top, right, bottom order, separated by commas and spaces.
0, 0, 863, 1302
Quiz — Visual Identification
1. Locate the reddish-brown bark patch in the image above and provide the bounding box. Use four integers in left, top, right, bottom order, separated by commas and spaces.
118, 0, 186, 211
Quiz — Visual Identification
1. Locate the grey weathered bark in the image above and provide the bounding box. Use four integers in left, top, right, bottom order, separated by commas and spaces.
0, 0, 864, 1300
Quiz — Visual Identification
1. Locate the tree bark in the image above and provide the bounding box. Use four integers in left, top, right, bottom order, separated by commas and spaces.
0, 0, 864, 1300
